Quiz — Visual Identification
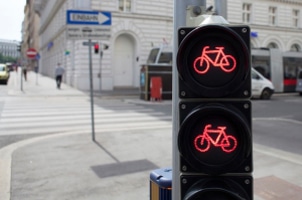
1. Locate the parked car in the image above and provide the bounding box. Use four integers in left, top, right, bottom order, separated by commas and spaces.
0, 63, 10, 84
251, 67, 274, 99
296, 70, 302, 95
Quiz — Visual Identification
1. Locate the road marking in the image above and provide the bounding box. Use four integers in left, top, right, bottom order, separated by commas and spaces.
253, 117, 302, 125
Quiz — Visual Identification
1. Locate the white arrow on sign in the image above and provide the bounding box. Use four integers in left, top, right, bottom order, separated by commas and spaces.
98, 12, 110, 25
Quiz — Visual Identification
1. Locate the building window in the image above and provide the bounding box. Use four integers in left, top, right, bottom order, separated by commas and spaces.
74, 0, 91, 9
290, 44, 301, 52
119, 0, 132, 12
268, 6, 277, 25
292, 9, 300, 28
242, 3, 252, 23
267, 42, 278, 49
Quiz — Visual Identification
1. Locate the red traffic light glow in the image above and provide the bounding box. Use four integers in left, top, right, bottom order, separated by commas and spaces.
194, 124, 238, 153
177, 25, 251, 98
193, 46, 236, 74
178, 102, 252, 174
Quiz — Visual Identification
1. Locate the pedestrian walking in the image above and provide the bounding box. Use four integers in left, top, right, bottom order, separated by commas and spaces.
23, 67, 27, 81
55, 63, 65, 89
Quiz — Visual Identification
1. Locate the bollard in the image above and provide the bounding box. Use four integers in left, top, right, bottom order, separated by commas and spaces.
150, 168, 172, 200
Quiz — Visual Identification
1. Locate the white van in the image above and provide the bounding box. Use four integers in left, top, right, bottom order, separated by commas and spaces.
251, 68, 275, 99
146, 45, 172, 65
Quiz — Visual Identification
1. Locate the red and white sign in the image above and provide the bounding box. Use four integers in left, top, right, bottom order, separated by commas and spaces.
26, 48, 37, 59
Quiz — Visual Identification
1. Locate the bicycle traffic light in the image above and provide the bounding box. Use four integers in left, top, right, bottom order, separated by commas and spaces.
177, 25, 251, 98
176, 24, 253, 199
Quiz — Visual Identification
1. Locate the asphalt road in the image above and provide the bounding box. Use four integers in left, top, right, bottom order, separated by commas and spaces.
129, 93, 302, 155
1, 82, 302, 156
252, 94, 302, 154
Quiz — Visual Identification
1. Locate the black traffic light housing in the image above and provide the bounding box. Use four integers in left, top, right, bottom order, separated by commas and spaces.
176, 24, 253, 200
178, 101, 252, 175
177, 25, 251, 98
17, 45, 21, 52
94, 43, 99, 54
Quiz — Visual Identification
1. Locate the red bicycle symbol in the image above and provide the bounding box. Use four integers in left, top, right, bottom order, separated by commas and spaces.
193, 46, 237, 74
194, 124, 238, 153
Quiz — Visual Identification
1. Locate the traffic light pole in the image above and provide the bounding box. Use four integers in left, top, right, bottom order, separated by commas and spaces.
88, 39, 96, 141
172, 1, 206, 199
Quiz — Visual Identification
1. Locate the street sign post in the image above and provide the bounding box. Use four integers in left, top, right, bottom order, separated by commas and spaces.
66, 10, 112, 141
26, 48, 37, 59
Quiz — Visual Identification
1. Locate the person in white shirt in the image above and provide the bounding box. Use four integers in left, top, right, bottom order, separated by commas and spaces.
55, 63, 65, 89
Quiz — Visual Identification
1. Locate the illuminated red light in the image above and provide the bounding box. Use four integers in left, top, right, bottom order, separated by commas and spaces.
193, 46, 237, 74
194, 124, 238, 153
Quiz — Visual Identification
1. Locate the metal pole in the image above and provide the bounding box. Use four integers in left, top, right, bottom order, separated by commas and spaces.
20, 66, 23, 91
36, 60, 39, 85
172, 1, 206, 200
99, 48, 103, 92
215, 0, 227, 19
88, 39, 96, 141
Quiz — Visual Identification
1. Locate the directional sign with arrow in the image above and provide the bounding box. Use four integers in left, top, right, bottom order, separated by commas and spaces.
67, 10, 111, 25
66, 10, 112, 40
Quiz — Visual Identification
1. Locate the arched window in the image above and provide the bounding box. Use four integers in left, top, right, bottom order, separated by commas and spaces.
267, 42, 278, 49
290, 44, 301, 52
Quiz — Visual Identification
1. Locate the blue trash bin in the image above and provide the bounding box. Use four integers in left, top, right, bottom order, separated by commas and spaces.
150, 168, 172, 200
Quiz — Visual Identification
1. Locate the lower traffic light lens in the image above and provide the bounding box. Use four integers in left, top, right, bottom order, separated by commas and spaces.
178, 102, 252, 174
181, 176, 253, 200
185, 189, 243, 200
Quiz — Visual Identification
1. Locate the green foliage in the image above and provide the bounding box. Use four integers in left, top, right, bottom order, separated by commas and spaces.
0, 53, 18, 63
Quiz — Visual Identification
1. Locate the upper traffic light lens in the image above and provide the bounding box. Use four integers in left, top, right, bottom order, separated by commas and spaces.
177, 25, 250, 98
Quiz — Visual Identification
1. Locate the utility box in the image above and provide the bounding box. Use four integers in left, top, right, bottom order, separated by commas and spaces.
150, 168, 172, 200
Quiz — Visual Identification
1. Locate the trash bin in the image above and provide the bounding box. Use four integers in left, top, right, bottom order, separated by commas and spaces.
150, 168, 172, 200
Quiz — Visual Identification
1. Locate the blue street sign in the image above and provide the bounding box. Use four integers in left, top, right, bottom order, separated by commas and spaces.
35, 53, 40, 60
67, 10, 111, 25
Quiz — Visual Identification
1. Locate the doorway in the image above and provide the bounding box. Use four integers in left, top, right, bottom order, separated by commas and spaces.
113, 34, 136, 87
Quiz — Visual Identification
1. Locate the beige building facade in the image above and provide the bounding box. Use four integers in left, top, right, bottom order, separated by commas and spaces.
22, 0, 40, 69
33, 0, 302, 91
34, 0, 173, 91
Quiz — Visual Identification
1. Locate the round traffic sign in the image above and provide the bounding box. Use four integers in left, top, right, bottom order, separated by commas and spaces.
26, 48, 37, 59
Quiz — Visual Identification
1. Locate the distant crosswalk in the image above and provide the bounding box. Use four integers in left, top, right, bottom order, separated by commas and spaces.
0, 96, 172, 136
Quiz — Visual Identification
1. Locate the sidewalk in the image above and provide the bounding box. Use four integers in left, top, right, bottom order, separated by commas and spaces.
1, 71, 302, 199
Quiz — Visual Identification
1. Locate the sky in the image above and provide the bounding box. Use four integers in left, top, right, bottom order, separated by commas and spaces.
0, 0, 26, 41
